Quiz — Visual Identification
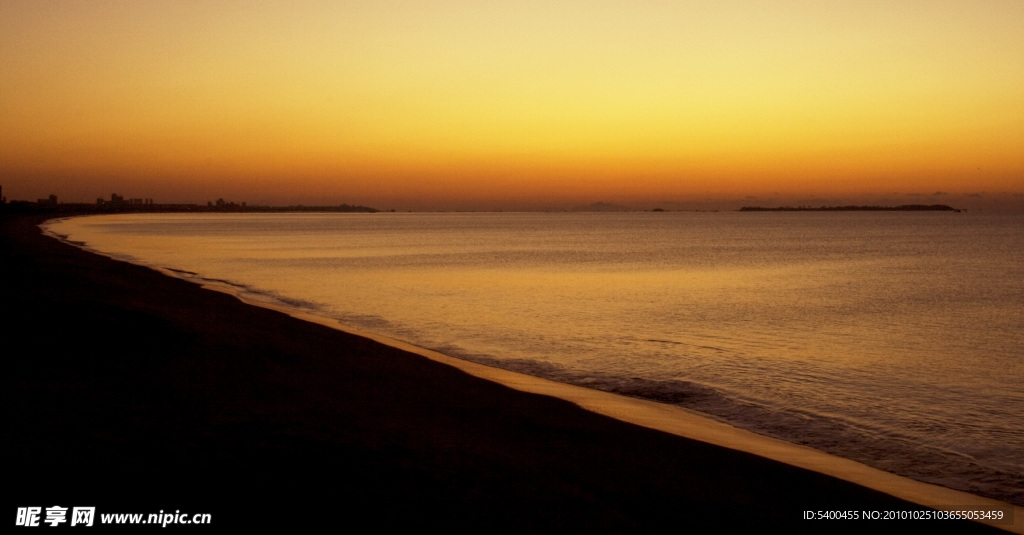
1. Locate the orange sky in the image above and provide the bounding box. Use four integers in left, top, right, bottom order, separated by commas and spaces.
2, 1, 1022, 210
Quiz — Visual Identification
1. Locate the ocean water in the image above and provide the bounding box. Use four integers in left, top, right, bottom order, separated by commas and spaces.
47, 211, 1024, 505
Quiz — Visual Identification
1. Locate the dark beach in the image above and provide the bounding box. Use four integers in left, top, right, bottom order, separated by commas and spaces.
3, 213, 1005, 533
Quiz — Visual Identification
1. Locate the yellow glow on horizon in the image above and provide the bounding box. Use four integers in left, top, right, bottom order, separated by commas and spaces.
2, 0, 1022, 207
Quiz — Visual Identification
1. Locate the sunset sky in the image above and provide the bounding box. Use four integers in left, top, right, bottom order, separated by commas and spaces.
2, 1, 1022, 210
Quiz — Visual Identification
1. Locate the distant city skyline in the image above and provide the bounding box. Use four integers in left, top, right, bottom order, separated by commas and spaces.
2, 1, 1022, 212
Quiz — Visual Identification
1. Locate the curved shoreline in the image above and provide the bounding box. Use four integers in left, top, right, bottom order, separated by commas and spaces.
36, 215, 1021, 533
188, 279, 1024, 533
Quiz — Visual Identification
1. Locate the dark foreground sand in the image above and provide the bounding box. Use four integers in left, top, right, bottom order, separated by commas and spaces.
2, 213, 1004, 533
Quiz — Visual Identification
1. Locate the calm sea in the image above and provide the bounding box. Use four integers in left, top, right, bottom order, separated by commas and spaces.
47, 211, 1024, 505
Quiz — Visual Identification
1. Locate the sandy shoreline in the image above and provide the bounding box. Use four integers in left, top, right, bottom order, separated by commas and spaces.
5, 213, 1016, 532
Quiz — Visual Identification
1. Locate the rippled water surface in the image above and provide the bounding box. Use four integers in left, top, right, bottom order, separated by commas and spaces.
48, 211, 1024, 505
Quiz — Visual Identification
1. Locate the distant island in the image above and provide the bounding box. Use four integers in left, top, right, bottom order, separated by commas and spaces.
739, 204, 961, 212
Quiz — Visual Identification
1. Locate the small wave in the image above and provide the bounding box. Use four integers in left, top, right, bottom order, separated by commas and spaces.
268, 294, 323, 311
231, 287, 325, 314
157, 268, 329, 319
198, 276, 250, 290
453, 355, 570, 378
39, 225, 99, 250
436, 354, 732, 410
165, 267, 199, 276
643, 338, 727, 353
645, 338, 684, 345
